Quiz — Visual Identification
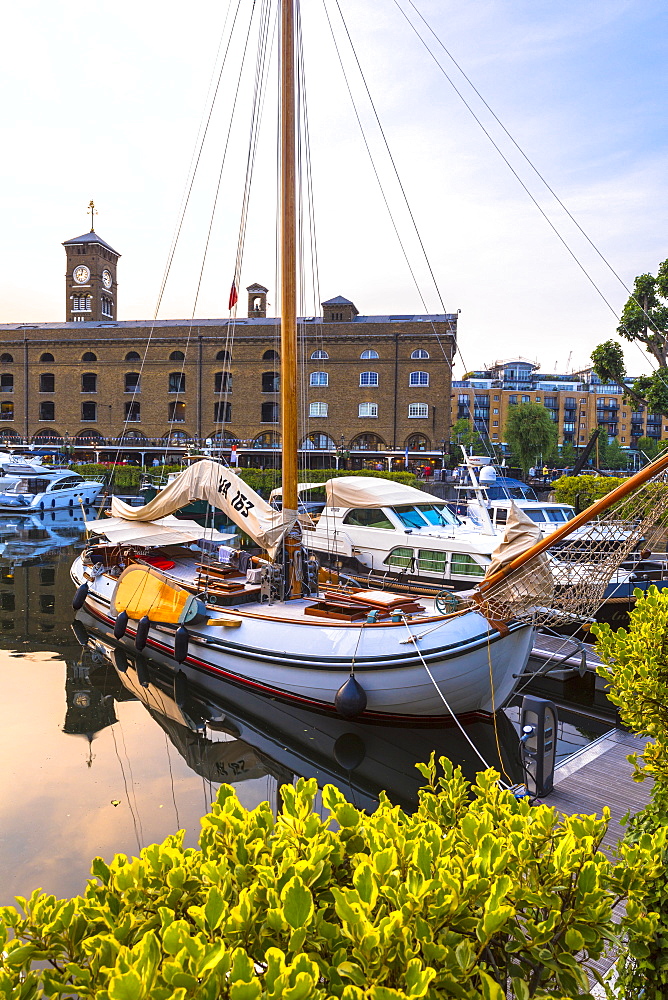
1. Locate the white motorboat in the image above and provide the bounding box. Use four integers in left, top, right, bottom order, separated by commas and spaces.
0, 468, 103, 512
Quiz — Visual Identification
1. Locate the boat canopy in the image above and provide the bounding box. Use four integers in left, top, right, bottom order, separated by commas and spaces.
109, 460, 296, 559
324, 476, 437, 509
87, 514, 235, 548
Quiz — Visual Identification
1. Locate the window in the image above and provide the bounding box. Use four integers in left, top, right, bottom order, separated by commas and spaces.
411, 349, 429, 359
344, 508, 393, 529
217, 350, 232, 362
101, 297, 113, 317
360, 350, 379, 360
303, 433, 335, 450
493, 395, 499, 401
168, 401, 186, 422
125, 372, 140, 392
39, 401, 55, 421
385, 547, 414, 569
214, 372, 232, 393
451, 553, 485, 577
261, 401, 279, 423
408, 403, 428, 418
358, 402, 378, 418
409, 371, 429, 386
125, 351, 140, 361
125, 401, 140, 421
493, 408, 499, 414
39, 373, 54, 392
309, 401, 328, 417
406, 434, 430, 451
509, 395, 517, 405
0, 354, 13, 363
359, 371, 378, 387
493, 421, 498, 426
81, 401, 97, 421
81, 373, 97, 392
310, 349, 329, 360
0, 402, 13, 420
310, 371, 328, 386
521, 395, 530, 403
0, 374, 13, 392
262, 349, 279, 361
169, 350, 185, 361
621, 437, 626, 443
262, 371, 280, 393
72, 294, 92, 311
40, 353, 54, 362
82, 352, 97, 362
169, 372, 185, 393
214, 401, 231, 422
417, 550, 447, 574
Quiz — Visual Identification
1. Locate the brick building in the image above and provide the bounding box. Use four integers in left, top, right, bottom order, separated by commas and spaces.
452, 358, 667, 459
0, 229, 456, 467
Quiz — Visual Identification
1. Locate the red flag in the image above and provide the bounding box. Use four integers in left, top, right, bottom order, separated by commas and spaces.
228, 283, 238, 310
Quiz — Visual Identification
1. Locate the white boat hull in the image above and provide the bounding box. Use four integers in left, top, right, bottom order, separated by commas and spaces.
71, 555, 534, 722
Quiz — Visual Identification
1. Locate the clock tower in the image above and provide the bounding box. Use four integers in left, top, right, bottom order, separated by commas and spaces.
63, 225, 121, 323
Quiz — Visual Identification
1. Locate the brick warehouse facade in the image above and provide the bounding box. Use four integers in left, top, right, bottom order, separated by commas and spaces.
0, 230, 456, 467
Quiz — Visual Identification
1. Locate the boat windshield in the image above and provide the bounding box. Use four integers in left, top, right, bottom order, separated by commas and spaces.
391, 504, 460, 529
544, 507, 573, 522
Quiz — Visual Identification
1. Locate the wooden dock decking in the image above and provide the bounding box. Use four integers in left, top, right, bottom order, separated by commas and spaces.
542, 728, 652, 992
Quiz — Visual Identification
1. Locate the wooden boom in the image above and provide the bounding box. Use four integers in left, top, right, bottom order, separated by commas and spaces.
477, 450, 668, 595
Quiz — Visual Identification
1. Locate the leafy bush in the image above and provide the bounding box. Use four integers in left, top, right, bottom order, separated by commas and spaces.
551, 475, 628, 509
0, 757, 661, 999
593, 586, 668, 997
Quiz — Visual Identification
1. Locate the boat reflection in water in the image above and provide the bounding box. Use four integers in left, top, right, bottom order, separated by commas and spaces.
75, 610, 523, 813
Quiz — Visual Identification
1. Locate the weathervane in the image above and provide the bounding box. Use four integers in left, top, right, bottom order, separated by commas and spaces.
88, 200, 97, 231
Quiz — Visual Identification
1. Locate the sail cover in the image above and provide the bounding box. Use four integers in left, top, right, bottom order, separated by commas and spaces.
481, 502, 554, 606
325, 476, 434, 508
110, 460, 296, 560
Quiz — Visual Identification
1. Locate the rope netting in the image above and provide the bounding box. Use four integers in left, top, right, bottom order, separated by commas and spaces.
468, 473, 668, 626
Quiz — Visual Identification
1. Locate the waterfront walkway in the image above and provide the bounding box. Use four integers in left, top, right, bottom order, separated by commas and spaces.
543, 728, 652, 994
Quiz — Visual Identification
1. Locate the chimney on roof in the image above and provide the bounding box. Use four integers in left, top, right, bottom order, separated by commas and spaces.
321, 295, 358, 323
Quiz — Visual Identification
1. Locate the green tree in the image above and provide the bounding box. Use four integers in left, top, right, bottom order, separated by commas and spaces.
558, 441, 577, 468
636, 435, 661, 461
605, 437, 630, 470
591, 257, 668, 415
450, 417, 485, 454
504, 403, 558, 473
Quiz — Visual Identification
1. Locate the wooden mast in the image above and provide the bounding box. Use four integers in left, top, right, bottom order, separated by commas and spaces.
476, 448, 668, 597
280, 0, 301, 596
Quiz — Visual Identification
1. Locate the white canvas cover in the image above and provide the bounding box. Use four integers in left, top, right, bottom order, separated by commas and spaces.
87, 515, 235, 548
109, 461, 296, 559
325, 476, 433, 509
481, 502, 554, 604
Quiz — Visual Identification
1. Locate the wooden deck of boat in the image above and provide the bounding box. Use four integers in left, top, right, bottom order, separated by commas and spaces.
542, 728, 652, 992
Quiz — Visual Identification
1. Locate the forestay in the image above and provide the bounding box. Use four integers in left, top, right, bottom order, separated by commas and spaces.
109, 460, 296, 560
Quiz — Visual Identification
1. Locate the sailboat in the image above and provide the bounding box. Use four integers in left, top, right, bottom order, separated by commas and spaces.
69, 0, 668, 723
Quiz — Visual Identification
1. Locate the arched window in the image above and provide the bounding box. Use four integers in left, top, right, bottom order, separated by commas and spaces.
358, 402, 378, 418
359, 371, 378, 387
121, 429, 146, 441
125, 401, 140, 421
39, 373, 55, 393
32, 429, 62, 445
163, 429, 188, 442
81, 402, 97, 421
409, 371, 429, 387
40, 353, 54, 362
82, 351, 97, 362
81, 373, 97, 392
406, 434, 430, 451
351, 433, 384, 450
168, 372, 186, 393
309, 402, 328, 417
216, 350, 231, 362
169, 350, 185, 361
168, 401, 186, 422
0, 374, 13, 392
253, 432, 280, 449
408, 403, 429, 418
310, 349, 329, 360
214, 372, 232, 393
310, 371, 328, 387
76, 429, 103, 442
262, 371, 280, 393
411, 349, 429, 359
0, 428, 19, 442
39, 401, 55, 421
125, 351, 140, 361
125, 372, 140, 392
214, 401, 231, 422
0, 353, 13, 363
302, 433, 335, 450
261, 401, 279, 423
360, 349, 379, 360
262, 349, 279, 361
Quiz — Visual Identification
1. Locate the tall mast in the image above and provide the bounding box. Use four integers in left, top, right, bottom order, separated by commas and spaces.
280, 0, 301, 595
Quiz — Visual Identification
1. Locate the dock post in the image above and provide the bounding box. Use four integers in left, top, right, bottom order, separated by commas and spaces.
520, 695, 558, 797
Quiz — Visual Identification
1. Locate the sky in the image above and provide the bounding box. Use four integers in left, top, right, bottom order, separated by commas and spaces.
0, 0, 666, 378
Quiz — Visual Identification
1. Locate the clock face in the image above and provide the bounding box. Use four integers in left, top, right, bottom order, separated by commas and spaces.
102, 269, 112, 289
73, 265, 90, 284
